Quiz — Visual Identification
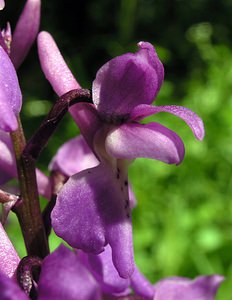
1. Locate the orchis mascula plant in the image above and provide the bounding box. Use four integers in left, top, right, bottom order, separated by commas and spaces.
0, 1, 225, 299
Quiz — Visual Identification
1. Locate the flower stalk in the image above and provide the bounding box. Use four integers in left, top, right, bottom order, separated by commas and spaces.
10, 117, 49, 258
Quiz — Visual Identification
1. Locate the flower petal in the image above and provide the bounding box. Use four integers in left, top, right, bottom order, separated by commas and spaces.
0, 46, 22, 131
37, 31, 80, 97
10, 0, 41, 69
49, 135, 99, 177
92, 42, 163, 118
52, 163, 134, 278
38, 245, 101, 300
0, 272, 28, 300
153, 275, 224, 300
0, 223, 20, 278
79, 245, 130, 294
130, 104, 205, 140
105, 122, 185, 165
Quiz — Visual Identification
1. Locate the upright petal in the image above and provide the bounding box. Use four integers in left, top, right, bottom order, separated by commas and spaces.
130, 104, 205, 140
38, 245, 102, 300
52, 163, 134, 278
92, 42, 163, 118
105, 122, 185, 165
0, 46, 22, 131
10, 0, 41, 69
37, 31, 80, 97
0, 272, 28, 300
0, 223, 20, 278
49, 135, 99, 177
153, 275, 224, 300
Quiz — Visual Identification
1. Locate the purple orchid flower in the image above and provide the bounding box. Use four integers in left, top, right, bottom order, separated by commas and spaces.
38, 32, 204, 278
0, 0, 41, 132
0, 0, 41, 68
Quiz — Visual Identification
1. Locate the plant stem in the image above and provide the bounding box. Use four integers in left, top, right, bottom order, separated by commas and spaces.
10, 117, 49, 258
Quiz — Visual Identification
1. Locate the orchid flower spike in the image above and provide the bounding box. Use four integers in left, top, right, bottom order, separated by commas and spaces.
38, 32, 205, 278
10, 0, 41, 69
0, 46, 22, 131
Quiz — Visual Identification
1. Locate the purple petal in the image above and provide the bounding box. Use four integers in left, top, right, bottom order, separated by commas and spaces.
0, 223, 20, 278
49, 135, 99, 177
38, 245, 102, 300
37, 31, 80, 97
0, 272, 28, 300
0, 46, 22, 131
52, 163, 134, 278
10, 0, 41, 69
153, 275, 224, 300
80, 245, 130, 294
130, 267, 155, 300
92, 42, 164, 118
105, 122, 185, 165
0, 0, 5, 10
0, 131, 17, 184
130, 104, 205, 140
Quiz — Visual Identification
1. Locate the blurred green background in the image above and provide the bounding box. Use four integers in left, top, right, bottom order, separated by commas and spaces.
2, 0, 232, 298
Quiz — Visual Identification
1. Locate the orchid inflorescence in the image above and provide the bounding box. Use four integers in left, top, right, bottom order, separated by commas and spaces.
0, 1, 224, 299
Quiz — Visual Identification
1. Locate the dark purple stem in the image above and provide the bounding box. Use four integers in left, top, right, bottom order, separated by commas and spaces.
11, 117, 49, 259
23, 88, 92, 160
